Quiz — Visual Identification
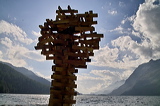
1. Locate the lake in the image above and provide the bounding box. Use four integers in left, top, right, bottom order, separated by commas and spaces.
0, 94, 160, 106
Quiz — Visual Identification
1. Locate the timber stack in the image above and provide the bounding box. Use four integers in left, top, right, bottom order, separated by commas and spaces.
35, 5, 103, 106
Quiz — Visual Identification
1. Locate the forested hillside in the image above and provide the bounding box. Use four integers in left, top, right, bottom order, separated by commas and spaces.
3, 62, 50, 86
0, 63, 50, 94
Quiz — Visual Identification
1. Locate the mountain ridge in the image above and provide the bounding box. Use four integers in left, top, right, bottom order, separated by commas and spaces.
109, 59, 160, 96
0, 61, 50, 86
0, 62, 50, 94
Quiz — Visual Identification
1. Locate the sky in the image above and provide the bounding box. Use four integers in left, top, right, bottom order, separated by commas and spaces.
0, 0, 160, 94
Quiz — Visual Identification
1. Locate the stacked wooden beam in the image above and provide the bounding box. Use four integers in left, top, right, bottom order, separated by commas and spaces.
35, 5, 103, 106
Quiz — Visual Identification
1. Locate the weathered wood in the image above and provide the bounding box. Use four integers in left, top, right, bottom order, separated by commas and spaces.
50, 89, 77, 95
51, 74, 77, 80
64, 52, 90, 58
52, 80, 77, 88
56, 10, 78, 14
75, 27, 95, 32
72, 45, 93, 52
52, 66, 65, 72
81, 34, 103, 38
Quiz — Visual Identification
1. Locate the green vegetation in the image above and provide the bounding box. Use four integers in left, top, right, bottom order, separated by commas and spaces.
0, 63, 50, 94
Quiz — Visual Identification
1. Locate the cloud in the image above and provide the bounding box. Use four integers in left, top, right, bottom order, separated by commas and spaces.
109, 25, 132, 34
109, 25, 124, 33
0, 21, 45, 67
121, 15, 136, 24
77, 69, 132, 94
0, 20, 33, 44
32, 31, 41, 37
132, 0, 160, 59
108, 10, 117, 15
0, 37, 45, 67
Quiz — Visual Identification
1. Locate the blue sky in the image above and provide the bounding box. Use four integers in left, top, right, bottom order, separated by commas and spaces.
0, 0, 160, 94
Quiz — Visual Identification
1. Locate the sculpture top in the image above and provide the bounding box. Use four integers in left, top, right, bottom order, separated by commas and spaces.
35, 5, 103, 68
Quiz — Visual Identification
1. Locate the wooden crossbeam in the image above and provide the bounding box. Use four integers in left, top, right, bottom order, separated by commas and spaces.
72, 45, 93, 52
51, 74, 77, 80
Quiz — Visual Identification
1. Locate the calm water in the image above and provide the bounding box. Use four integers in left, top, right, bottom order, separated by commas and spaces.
0, 94, 160, 106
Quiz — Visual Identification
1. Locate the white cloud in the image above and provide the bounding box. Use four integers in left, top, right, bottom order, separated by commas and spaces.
0, 21, 45, 67
0, 20, 33, 44
32, 31, 41, 37
76, 69, 132, 94
109, 25, 131, 34
132, 0, 160, 59
108, 10, 117, 15
91, 35, 152, 70
109, 25, 124, 33
121, 15, 136, 24
0, 38, 45, 67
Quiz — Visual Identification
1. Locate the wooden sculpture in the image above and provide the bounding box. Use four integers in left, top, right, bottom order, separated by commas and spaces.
35, 5, 103, 106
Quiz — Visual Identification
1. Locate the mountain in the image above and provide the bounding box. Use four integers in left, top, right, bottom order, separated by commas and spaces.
94, 80, 125, 95
109, 59, 160, 96
0, 62, 50, 94
1, 61, 50, 86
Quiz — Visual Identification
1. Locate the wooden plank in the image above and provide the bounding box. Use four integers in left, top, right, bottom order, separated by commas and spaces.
88, 52, 94, 56
75, 27, 95, 31
40, 38, 54, 44
52, 20, 70, 24
81, 34, 103, 38
65, 60, 86, 66
34, 46, 42, 50
92, 44, 99, 49
85, 58, 91, 62
52, 80, 77, 88
53, 39, 67, 45
78, 39, 100, 44
35, 42, 53, 50
46, 55, 57, 60
56, 10, 78, 13
52, 66, 65, 72
54, 60, 63, 64
41, 50, 62, 55
51, 74, 77, 80
69, 21, 97, 26
72, 45, 93, 52
64, 52, 89, 58
50, 89, 76, 95
66, 68, 78, 73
